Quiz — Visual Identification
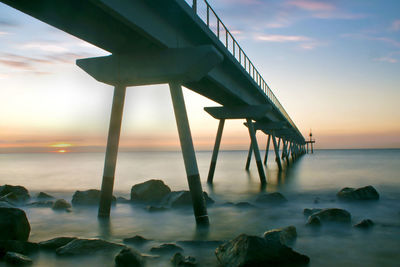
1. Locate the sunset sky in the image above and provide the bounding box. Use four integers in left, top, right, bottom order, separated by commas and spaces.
0, 0, 399, 152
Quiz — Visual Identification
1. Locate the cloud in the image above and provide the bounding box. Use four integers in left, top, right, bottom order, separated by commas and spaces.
0, 31, 9, 36
342, 33, 400, 48
287, 0, 335, 11
19, 42, 69, 53
374, 57, 397, 63
390, 20, 400, 31
255, 34, 310, 42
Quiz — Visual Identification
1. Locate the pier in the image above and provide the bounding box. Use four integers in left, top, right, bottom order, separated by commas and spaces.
1, 0, 306, 225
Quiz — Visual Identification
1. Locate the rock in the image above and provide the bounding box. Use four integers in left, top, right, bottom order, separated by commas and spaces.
303, 208, 322, 217
162, 191, 214, 208
354, 219, 374, 229
4, 252, 32, 265
146, 205, 168, 212
215, 234, 309, 266
52, 199, 71, 210
235, 202, 255, 208
309, 208, 351, 224
150, 243, 183, 254
39, 237, 77, 250
337, 185, 379, 201
55, 238, 124, 256
263, 226, 297, 245
306, 216, 321, 227
0, 240, 39, 254
117, 197, 131, 204
130, 180, 171, 203
123, 235, 151, 245
0, 185, 30, 203
36, 192, 54, 200
255, 192, 287, 204
115, 247, 144, 267
171, 252, 196, 266
27, 201, 54, 208
72, 189, 116, 206
0, 207, 30, 241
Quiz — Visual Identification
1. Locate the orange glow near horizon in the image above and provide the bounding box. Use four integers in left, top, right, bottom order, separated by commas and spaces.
50, 143, 73, 148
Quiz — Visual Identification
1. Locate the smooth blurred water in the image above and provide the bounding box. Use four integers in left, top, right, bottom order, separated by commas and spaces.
0, 149, 399, 266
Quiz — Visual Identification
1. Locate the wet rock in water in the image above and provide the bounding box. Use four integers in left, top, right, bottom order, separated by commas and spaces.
36, 192, 54, 200
117, 196, 131, 204
303, 208, 322, 217
4, 252, 32, 265
337, 185, 379, 201
263, 226, 297, 246
39, 237, 77, 250
354, 219, 374, 229
115, 247, 144, 267
146, 205, 168, 212
308, 208, 351, 224
72, 189, 116, 206
0, 207, 30, 241
131, 179, 171, 203
255, 192, 287, 204
56, 238, 124, 256
150, 243, 183, 254
235, 202, 255, 208
0, 240, 39, 255
0, 185, 30, 203
163, 191, 214, 208
52, 199, 71, 211
0, 200, 14, 208
306, 216, 321, 227
27, 201, 54, 208
171, 252, 197, 266
123, 235, 151, 245
215, 233, 309, 266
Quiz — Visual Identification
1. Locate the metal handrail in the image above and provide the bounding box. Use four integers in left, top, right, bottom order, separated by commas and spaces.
185, 0, 301, 135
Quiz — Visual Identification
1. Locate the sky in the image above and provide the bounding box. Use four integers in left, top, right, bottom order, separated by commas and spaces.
0, 0, 399, 153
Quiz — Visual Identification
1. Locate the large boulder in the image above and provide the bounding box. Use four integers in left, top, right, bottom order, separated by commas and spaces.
215, 234, 309, 266
337, 186, 379, 201
263, 226, 297, 246
123, 235, 151, 245
0, 207, 30, 241
52, 199, 71, 211
0, 185, 30, 203
4, 252, 32, 265
150, 243, 183, 254
308, 208, 351, 224
255, 192, 287, 204
0, 240, 39, 255
39, 237, 77, 250
162, 191, 214, 208
55, 238, 124, 256
354, 219, 374, 229
115, 247, 144, 267
171, 252, 197, 266
130, 180, 171, 203
72, 189, 116, 206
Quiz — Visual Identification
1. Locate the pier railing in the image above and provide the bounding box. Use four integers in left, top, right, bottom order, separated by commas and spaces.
184, 0, 300, 134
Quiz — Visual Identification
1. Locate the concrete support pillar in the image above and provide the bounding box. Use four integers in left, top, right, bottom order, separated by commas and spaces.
271, 132, 282, 171
245, 143, 252, 170
98, 85, 126, 218
169, 82, 209, 226
281, 139, 286, 160
286, 141, 291, 164
207, 119, 225, 184
263, 134, 271, 165
246, 119, 267, 184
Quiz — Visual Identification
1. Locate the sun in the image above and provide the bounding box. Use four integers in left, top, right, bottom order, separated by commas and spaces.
57, 149, 67, 153
51, 143, 72, 148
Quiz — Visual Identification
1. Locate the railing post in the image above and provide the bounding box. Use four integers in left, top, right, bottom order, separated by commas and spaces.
193, 0, 197, 14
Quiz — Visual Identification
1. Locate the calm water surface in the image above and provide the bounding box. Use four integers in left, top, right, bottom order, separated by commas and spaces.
0, 149, 399, 266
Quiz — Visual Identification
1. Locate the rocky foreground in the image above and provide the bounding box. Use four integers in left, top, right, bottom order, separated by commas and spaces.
0, 182, 382, 266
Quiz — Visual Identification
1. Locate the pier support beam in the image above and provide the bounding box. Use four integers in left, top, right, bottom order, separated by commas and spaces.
271, 133, 282, 171
207, 119, 225, 184
245, 143, 253, 171
169, 82, 209, 226
263, 134, 271, 165
98, 85, 126, 218
246, 119, 267, 184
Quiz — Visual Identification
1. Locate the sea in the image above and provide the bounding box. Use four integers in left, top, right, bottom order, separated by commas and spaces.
0, 149, 399, 266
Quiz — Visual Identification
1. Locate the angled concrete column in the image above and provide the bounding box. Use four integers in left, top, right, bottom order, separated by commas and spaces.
169, 82, 209, 226
286, 141, 291, 165
263, 134, 271, 165
281, 140, 287, 160
98, 85, 126, 218
207, 119, 225, 184
271, 132, 282, 171
277, 138, 281, 150
246, 119, 267, 184
245, 143, 253, 170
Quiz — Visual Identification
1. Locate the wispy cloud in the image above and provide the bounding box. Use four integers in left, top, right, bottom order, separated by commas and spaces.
255, 34, 310, 42
19, 42, 69, 53
287, 0, 335, 11
374, 57, 397, 63
342, 33, 400, 48
0, 31, 9, 36
390, 19, 400, 31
